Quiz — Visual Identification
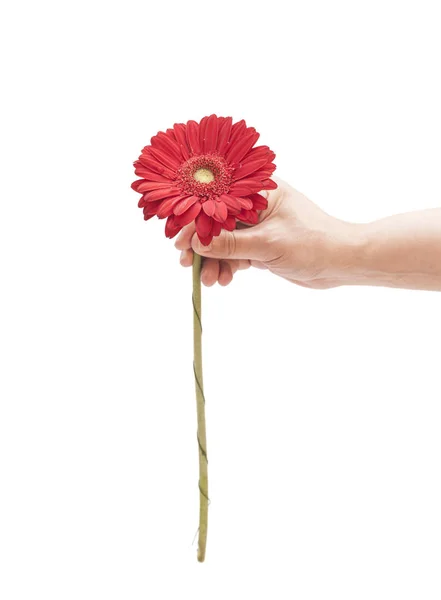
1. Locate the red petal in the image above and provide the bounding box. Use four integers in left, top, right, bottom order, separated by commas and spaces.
217, 117, 233, 155
242, 145, 271, 162
202, 200, 215, 217
138, 194, 148, 207
166, 128, 177, 140
233, 157, 269, 180
249, 210, 259, 225
249, 193, 268, 210
238, 209, 259, 224
213, 200, 228, 222
138, 154, 175, 178
237, 197, 253, 210
186, 120, 201, 154
247, 210, 259, 224
226, 130, 259, 165
157, 196, 185, 219
199, 116, 209, 151
165, 215, 182, 239
173, 195, 199, 216
219, 194, 241, 213
142, 200, 162, 216
196, 211, 213, 238
148, 146, 180, 170
138, 153, 165, 172
131, 179, 145, 192
151, 131, 181, 162
211, 221, 222, 237
173, 123, 190, 160
134, 166, 171, 182
204, 114, 219, 153
174, 202, 202, 227
135, 180, 178, 193
252, 164, 277, 179
223, 215, 236, 231
261, 178, 278, 190
143, 186, 181, 202
229, 120, 247, 145
198, 235, 213, 247
229, 178, 263, 195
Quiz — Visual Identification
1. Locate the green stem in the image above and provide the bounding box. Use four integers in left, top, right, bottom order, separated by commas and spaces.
192, 252, 208, 563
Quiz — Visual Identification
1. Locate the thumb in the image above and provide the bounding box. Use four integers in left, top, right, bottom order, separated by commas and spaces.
191, 226, 264, 260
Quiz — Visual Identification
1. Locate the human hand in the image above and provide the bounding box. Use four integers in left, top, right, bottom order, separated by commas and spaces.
174, 178, 361, 289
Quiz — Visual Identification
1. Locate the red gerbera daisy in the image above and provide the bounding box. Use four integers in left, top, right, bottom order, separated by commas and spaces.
131, 115, 277, 246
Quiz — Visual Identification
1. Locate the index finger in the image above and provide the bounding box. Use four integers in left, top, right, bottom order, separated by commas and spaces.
174, 223, 196, 250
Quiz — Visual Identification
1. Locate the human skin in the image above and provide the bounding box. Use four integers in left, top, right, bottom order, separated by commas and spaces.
174, 178, 441, 291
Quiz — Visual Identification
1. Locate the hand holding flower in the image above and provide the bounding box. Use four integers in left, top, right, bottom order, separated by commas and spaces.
175, 179, 359, 289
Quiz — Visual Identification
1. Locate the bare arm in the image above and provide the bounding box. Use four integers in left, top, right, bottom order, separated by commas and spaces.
344, 210, 441, 291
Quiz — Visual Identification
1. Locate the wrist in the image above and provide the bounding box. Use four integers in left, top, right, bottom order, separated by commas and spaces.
326, 221, 372, 285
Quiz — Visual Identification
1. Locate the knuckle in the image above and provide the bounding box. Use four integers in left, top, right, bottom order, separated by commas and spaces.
224, 231, 236, 258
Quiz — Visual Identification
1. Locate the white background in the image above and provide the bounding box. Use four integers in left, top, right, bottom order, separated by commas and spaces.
1, 1, 440, 598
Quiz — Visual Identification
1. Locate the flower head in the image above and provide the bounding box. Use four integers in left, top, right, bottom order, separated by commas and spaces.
131, 115, 277, 245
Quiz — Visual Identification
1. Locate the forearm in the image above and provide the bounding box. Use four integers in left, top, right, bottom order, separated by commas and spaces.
340, 209, 441, 291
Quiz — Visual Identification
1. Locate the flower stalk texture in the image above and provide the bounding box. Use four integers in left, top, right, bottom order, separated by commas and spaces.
192, 252, 208, 562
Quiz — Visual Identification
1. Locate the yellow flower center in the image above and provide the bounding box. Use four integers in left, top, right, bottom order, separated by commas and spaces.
193, 168, 215, 184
